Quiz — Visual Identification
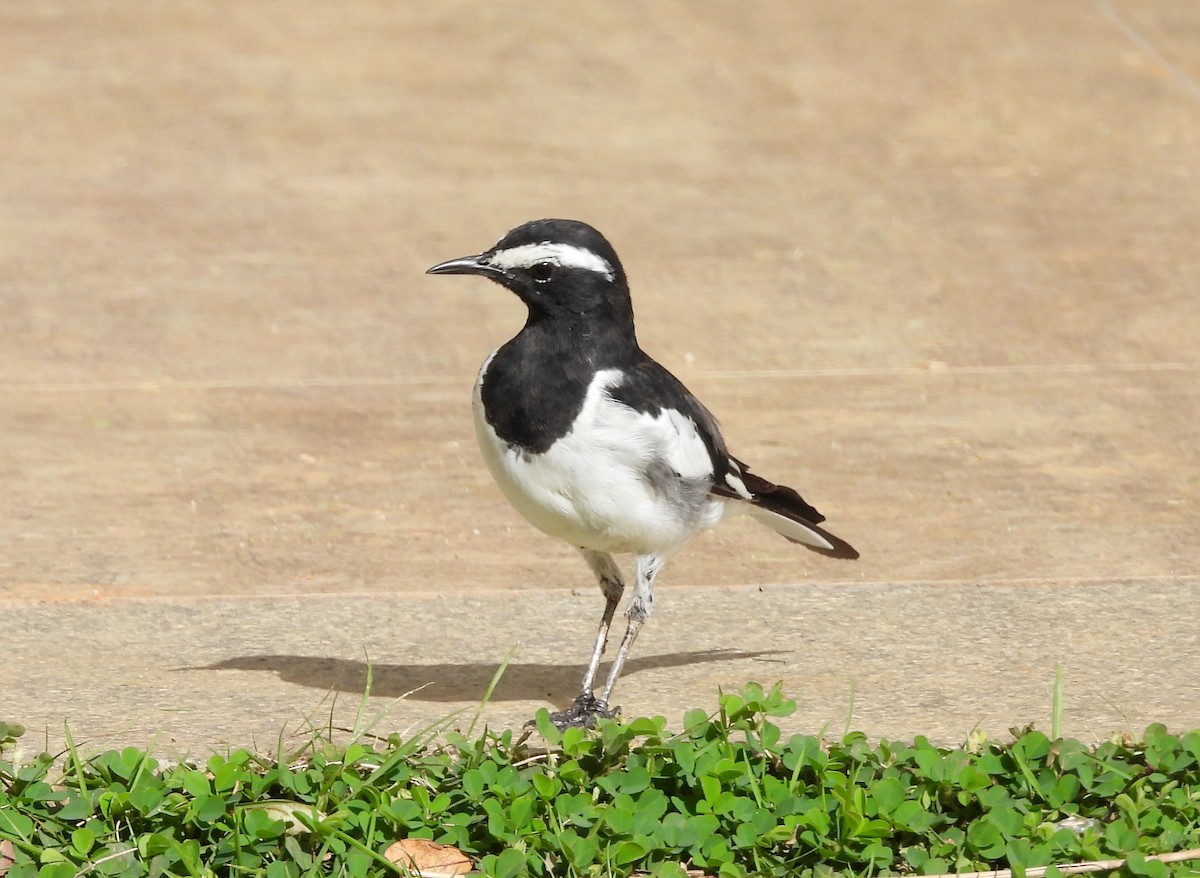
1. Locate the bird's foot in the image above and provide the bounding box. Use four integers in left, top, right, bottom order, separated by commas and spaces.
545, 693, 618, 730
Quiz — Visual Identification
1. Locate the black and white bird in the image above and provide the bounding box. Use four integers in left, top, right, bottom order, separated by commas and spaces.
427, 219, 858, 728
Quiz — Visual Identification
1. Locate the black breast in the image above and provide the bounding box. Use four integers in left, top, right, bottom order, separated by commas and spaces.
479, 326, 602, 455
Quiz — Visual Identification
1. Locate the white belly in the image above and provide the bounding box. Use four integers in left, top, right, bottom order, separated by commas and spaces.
472, 360, 725, 556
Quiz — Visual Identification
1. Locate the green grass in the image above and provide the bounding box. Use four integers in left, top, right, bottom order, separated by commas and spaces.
3, 684, 1200, 878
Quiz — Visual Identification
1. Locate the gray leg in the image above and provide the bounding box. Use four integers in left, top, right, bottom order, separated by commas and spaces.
546, 550, 626, 729
577, 549, 624, 696
598, 553, 665, 706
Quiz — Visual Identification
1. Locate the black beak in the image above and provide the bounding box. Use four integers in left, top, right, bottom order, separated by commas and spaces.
425, 253, 505, 278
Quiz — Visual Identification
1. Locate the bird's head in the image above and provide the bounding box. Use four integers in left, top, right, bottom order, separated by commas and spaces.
427, 219, 631, 322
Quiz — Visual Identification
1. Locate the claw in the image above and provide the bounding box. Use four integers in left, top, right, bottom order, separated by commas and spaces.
544, 692, 619, 730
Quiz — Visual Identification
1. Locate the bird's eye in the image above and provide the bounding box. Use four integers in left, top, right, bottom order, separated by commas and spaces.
529, 262, 555, 283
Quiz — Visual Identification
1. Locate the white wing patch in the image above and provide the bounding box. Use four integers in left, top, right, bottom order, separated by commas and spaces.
644, 407, 715, 483
488, 242, 614, 280
581, 372, 714, 486
723, 460, 754, 500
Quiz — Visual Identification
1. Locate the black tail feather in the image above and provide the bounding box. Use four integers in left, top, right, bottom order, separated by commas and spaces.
714, 461, 859, 560
739, 470, 826, 525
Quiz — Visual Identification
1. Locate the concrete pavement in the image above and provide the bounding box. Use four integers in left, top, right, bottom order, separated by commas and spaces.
4, 580, 1200, 756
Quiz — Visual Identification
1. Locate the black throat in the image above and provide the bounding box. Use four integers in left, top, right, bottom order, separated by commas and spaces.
480, 304, 638, 455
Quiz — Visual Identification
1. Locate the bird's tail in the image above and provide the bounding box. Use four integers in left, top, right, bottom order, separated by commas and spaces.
718, 464, 859, 560
745, 504, 859, 559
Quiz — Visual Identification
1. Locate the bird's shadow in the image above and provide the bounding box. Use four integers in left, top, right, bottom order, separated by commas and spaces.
186, 649, 789, 710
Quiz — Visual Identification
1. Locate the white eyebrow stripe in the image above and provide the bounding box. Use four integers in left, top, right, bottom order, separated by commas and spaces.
487, 242, 614, 280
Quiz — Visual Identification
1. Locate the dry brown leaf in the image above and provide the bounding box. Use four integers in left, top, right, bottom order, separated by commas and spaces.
383, 838, 473, 876
0, 839, 14, 878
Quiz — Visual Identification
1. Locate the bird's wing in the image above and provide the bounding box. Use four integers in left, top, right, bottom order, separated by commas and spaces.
608, 354, 858, 560
606, 355, 729, 481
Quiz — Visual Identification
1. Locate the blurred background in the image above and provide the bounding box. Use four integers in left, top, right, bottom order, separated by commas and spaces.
2, 1, 1197, 747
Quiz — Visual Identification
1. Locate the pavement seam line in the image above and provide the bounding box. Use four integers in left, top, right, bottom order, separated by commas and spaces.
0, 361, 1195, 393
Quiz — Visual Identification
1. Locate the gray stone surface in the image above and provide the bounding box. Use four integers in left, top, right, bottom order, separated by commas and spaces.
5, 581, 1199, 757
